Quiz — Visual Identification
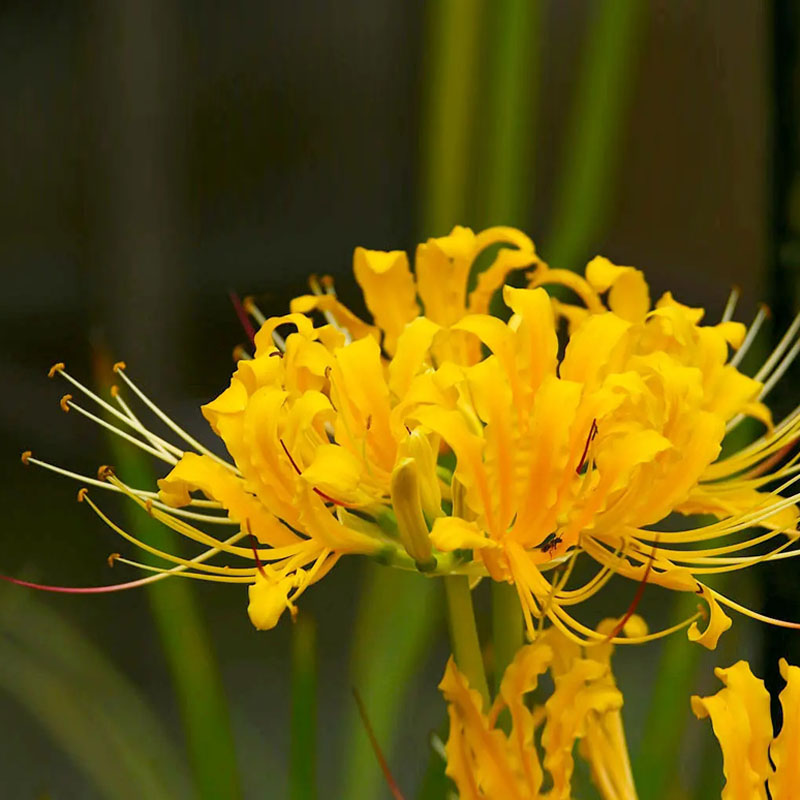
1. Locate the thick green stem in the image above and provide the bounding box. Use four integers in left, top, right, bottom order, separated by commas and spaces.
491, 581, 524, 693
444, 575, 490, 709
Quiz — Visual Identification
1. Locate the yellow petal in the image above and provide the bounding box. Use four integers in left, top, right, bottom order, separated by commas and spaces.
158, 453, 300, 546
387, 316, 440, 398
300, 443, 367, 505
467, 227, 539, 315
769, 659, 800, 799
289, 294, 377, 343
691, 661, 773, 799
247, 573, 294, 630
585, 256, 650, 323
430, 517, 498, 552
353, 247, 419, 353
542, 657, 623, 800
687, 585, 733, 649
439, 656, 526, 799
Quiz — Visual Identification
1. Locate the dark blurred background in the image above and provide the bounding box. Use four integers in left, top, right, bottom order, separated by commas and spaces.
0, 2, 797, 798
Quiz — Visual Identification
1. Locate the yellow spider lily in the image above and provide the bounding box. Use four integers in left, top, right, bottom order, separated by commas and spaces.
692, 659, 800, 799
16, 226, 800, 640
440, 616, 642, 800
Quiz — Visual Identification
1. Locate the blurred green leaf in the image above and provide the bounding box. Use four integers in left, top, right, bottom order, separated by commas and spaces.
290, 613, 317, 800
419, 0, 486, 235
633, 593, 701, 799
546, 0, 647, 270
481, 0, 542, 228
0, 589, 190, 800
112, 446, 243, 800
340, 566, 439, 800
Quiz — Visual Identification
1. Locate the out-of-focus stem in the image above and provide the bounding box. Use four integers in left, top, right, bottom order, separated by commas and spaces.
491, 580, 524, 693
444, 574, 490, 709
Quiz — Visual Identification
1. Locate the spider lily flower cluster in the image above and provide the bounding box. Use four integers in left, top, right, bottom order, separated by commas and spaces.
16, 225, 800, 647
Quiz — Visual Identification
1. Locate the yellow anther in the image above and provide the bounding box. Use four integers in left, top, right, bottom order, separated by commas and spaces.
77, 487, 89, 502
243, 296, 255, 314
112, 361, 126, 373
48, 362, 65, 378
760, 302, 772, 320
319, 274, 334, 290
107, 552, 120, 568
110, 385, 120, 397
97, 465, 115, 481
60, 394, 73, 412
20, 450, 32, 466
232, 345, 246, 362
145, 499, 154, 516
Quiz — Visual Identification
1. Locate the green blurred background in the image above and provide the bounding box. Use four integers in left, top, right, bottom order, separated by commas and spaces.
1, 1, 798, 798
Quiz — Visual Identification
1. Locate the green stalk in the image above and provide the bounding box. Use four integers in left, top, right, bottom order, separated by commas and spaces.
290, 614, 317, 800
546, 0, 647, 269
444, 575, 490, 709
490, 581, 523, 693
117, 456, 243, 800
418, 0, 485, 235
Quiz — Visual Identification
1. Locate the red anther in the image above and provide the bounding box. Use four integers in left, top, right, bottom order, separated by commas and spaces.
604, 536, 660, 642
576, 419, 598, 474
760, 302, 773, 320
59, 394, 73, 412
319, 275, 334, 290
48, 362, 65, 378
352, 688, 406, 800
107, 552, 120, 568
77, 488, 89, 502
20, 450, 32, 466
112, 361, 127, 373
229, 291, 256, 346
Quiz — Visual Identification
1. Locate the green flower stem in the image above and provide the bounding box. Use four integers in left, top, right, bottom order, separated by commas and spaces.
491, 580, 523, 693
290, 613, 317, 800
444, 575, 490, 709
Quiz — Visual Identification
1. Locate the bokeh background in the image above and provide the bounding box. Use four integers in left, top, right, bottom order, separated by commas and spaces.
1, 1, 799, 798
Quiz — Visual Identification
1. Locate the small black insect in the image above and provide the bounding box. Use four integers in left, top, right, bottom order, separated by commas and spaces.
537, 532, 563, 556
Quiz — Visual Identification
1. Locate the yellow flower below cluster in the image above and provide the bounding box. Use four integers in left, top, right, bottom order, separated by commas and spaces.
692, 659, 800, 799
440, 616, 642, 800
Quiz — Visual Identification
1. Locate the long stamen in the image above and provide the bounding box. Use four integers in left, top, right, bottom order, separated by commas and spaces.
720, 285, 740, 323
59, 394, 178, 466
50, 363, 184, 460
110, 385, 180, 459
229, 291, 256, 345
21, 451, 222, 508
0, 528, 249, 594
113, 363, 239, 474
730, 304, 768, 368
